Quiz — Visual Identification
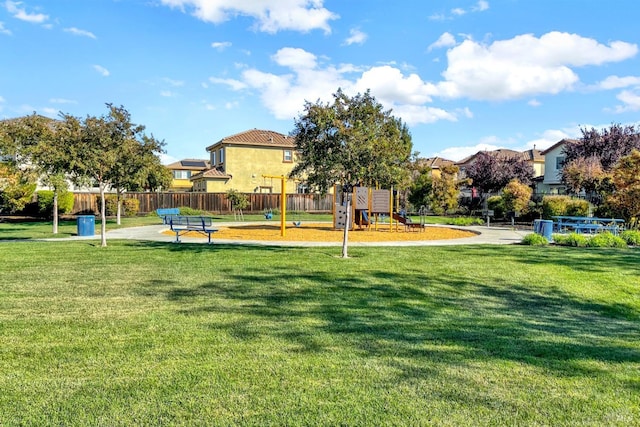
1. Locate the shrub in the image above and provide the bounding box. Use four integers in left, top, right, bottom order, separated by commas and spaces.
36, 190, 74, 217
521, 233, 549, 246
99, 195, 140, 217
620, 230, 640, 246
565, 199, 590, 217
553, 232, 588, 247
179, 207, 209, 216
542, 195, 590, 218
587, 232, 628, 248
122, 198, 140, 217
487, 196, 505, 218
446, 217, 484, 226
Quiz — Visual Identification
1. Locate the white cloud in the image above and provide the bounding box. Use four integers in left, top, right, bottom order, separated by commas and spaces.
439, 31, 638, 101
0, 21, 11, 35
272, 47, 317, 69
41, 107, 58, 116
473, 1, 489, 12
49, 98, 77, 104
344, 28, 367, 46
523, 128, 576, 151
528, 99, 541, 107
64, 27, 96, 39
428, 32, 456, 51
0, 96, 4, 102
595, 75, 640, 90
436, 143, 501, 162
451, 8, 466, 16
354, 65, 438, 105
162, 77, 185, 87
93, 65, 110, 77
614, 88, 640, 112
160, 90, 175, 97
209, 77, 248, 91
159, 0, 338, 34
5, 0, 48, 24
211, 41, 231, 51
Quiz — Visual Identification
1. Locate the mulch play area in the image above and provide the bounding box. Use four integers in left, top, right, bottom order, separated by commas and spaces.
164, 222, 478, 242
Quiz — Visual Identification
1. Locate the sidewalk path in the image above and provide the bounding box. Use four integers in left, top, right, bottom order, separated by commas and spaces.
102, 223, 530, 247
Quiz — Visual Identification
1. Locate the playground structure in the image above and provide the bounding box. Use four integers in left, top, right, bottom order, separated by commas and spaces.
333, 185, 426, 232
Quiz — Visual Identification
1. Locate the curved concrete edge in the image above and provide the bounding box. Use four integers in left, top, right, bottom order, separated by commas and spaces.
98, 223, 530, 247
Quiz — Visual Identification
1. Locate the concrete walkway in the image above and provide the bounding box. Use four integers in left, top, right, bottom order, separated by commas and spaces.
98, 223, 530, 247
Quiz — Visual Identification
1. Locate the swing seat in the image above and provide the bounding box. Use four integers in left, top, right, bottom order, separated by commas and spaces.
265, 212, 273, 220
293, 221, 301, 227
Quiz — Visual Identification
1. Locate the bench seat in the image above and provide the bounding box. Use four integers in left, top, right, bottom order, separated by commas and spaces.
169, 216, 218, 243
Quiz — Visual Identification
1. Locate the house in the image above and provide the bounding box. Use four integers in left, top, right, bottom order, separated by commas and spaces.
456, 148, 545, 181
416, 157, 455, 179
538, 139, 578, 194
192, 129, 300, 193
165, 159, 210, 191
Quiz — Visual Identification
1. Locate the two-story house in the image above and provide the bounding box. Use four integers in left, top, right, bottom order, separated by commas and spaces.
538, 139, 578, 194
165, 159, 210, 191
191, 129, 300, 193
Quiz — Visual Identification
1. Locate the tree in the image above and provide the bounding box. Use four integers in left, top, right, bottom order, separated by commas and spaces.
59, 104, 164, 247
290, 89, 412, 192
408, 167, 432, 211
561, 124, 639, 204
430, 164, 461, 214
608, 149, 640, 225
226, 189, 249, 221
564, 123, 640, 171
465, 152, 534, 198
0, 162, 36, 214
501, 179, 533, 216
290, 89, 413, 257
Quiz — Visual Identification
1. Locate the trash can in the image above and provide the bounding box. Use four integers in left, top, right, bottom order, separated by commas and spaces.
533, 219, 542, 234
540, 220, 554, 242
77, 215, 95, 237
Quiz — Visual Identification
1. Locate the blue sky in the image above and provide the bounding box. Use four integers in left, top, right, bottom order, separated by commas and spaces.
2, 0, 640, 164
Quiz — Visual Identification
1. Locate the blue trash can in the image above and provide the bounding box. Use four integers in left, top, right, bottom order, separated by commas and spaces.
77, 215, 95, 236
540, 220, 553, 242
533, 219, 542, 234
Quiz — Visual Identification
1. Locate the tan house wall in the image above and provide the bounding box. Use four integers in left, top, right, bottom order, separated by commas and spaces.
220, 145, 298, 193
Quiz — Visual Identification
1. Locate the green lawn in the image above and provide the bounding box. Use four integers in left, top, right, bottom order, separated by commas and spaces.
0, 237, 638, 425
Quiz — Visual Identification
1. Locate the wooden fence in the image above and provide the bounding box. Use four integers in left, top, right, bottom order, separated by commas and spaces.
72, 192, 334, 215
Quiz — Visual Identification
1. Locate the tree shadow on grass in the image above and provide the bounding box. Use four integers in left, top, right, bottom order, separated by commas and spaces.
138, 256, 640, 389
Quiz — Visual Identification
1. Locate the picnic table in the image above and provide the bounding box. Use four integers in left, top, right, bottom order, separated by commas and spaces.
552, 216, 625, 235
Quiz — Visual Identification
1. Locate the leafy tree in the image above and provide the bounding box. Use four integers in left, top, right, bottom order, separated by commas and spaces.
226, 189, 249, 220
0, 162, 36, 214
408, 167, 432, 211
465, 152, 534, 196
501, 179, 533, 216
564, 123, 640, 171
59, 104, 164, 247
430, 164, 461, 214
561, 124, 639, 204
290, 89, 412, 192
2, 114, 72, 233
608, 149, 640, 226
290, 89, 412, 258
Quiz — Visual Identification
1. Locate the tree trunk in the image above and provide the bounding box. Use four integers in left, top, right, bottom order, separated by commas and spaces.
100, 184, 107, 247
52, 190, 59, 234
341, 198, 350, 258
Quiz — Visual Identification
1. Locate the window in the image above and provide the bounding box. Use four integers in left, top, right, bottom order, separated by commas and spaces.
173, 170, 191, 179
555, 156, 565, 170
210, 151, 216, 165
219, 148, 224, 164
283, 149, 293, 162
297, 183, 309, 194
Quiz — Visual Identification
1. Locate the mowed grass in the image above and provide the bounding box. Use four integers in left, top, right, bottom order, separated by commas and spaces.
0, 240, 638, 425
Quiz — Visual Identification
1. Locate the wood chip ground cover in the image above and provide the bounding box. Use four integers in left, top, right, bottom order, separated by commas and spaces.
165, 223, 477, 242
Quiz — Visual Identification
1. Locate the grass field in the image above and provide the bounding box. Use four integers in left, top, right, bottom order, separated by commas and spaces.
0, 231, 639, 424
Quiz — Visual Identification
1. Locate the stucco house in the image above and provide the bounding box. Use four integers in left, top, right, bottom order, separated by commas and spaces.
456, 148, 545, 181
538, 138, 578, 194
191, 129, 300, 193
165, 159, 210, 191
417, 156, 456, 179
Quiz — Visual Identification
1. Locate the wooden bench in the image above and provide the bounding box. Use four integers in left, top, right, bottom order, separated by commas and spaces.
169, 216, 218, 243
156, 208, 180, 224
